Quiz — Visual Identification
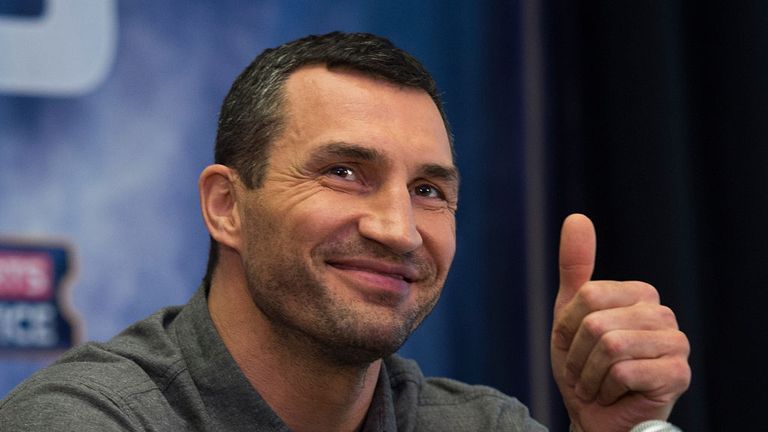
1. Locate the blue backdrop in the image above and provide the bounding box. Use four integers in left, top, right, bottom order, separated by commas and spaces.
2, 0, 557, 424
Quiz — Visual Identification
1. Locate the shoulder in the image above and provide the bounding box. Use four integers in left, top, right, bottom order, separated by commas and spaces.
418, 376, 545, 431
1, 359, 143, 430
385, 355, 547, 431
0, 306, 187, 431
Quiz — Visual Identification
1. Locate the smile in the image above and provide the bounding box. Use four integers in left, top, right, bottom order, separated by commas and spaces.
325, 258, 418, 283
325, 258, 419, 301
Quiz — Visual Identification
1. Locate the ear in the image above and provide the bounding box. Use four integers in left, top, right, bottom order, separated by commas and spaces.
199, 164, 243, 253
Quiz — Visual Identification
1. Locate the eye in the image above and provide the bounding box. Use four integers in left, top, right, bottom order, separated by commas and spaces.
413, 183, 444, 199
326, 166, 357, 181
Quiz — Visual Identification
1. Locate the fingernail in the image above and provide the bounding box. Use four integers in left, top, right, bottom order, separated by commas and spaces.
574, 384, 589, 401
553, 331, 569, 350
564, 368, 577, 386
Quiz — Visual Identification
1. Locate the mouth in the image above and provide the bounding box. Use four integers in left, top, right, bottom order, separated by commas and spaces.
324, 258, 422, 302
326, 259, 419, 284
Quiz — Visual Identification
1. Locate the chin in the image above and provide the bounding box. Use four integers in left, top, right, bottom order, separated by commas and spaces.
316, 319, 414, 366
320, 337, 406, 366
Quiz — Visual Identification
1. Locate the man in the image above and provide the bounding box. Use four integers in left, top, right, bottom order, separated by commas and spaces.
0, 32, 690, 431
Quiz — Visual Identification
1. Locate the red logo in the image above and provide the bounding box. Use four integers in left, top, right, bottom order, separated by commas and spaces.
0, 252, 54, 301
0, 241, 79, 351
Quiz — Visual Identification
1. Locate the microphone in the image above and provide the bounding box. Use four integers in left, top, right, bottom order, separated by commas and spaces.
629, 420, 682, 432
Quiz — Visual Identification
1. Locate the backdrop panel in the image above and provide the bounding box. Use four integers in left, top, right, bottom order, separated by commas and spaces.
1, 0, 549, 424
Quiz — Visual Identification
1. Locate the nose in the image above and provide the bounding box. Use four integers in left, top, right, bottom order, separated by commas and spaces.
358, 185, 423, 255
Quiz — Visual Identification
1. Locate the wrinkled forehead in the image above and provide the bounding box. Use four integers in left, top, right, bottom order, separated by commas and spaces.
278, 65, 454, 166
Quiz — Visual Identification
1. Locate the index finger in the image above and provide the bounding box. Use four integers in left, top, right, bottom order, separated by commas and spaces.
553, 280, 662, 351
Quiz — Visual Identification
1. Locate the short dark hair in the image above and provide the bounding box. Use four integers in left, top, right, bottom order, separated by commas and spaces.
203, 31, 451, 287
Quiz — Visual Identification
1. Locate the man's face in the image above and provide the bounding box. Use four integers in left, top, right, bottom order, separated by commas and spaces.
238, 65, 457, 364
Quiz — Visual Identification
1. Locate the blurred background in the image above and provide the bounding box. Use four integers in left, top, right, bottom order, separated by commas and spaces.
2, 1, 766, 429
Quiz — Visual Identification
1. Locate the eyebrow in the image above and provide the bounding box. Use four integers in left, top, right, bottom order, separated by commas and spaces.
311, 142, 382, 162
420, 163, 460, 186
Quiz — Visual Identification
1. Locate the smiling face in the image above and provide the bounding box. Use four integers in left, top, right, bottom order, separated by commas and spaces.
237, 65, 457, 365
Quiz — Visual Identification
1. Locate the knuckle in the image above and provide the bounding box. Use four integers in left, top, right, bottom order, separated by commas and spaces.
657, 305, 677, 324
607, 360, 633, 384
672, 357, 692, 383
578, 283, 602, 308
662, 358, 692, 394
582, 313, 605, 338
632, 281, 660, 303
672, 330, 691, 354
564, 358, 581, 378
553, 315, 571, 334
551, 328, 571, 350
599, 331, 627, 357
552, 322, 573, 344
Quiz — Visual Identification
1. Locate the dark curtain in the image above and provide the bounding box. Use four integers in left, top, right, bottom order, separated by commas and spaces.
546, 1, 768, 429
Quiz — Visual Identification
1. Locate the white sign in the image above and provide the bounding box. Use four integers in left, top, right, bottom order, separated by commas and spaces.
0, 0, 117, 96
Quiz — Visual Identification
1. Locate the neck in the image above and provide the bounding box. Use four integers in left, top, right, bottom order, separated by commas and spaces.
208, 263, 380, 432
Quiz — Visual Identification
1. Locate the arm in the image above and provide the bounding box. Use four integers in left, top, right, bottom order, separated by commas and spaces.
550, 214, 691, 432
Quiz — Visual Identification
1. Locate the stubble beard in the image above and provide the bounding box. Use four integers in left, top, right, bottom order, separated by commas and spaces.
243, 236, 443, 367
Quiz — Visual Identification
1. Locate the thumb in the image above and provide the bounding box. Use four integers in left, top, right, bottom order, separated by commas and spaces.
556, 213, 596, 310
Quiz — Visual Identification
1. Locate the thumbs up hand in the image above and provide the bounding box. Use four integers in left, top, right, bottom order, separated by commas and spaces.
551, 214, 691, 432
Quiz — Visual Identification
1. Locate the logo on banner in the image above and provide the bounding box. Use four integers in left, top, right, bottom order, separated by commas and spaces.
0, 241, 79, 352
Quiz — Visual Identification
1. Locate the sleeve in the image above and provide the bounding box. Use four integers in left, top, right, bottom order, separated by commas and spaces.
0, 376, 142, 431
495, 400, 549, 432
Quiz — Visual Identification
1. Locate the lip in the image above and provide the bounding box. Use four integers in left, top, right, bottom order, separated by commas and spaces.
326, 258, 420, 283
325, 258, 420, 300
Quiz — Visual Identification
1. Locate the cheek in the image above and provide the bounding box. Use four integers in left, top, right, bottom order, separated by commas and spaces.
419, 213, 457, 272
286, 198, 360, 245
434, 236, 456, 274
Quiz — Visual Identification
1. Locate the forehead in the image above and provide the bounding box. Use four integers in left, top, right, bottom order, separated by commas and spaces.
275, 65, 453, 167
